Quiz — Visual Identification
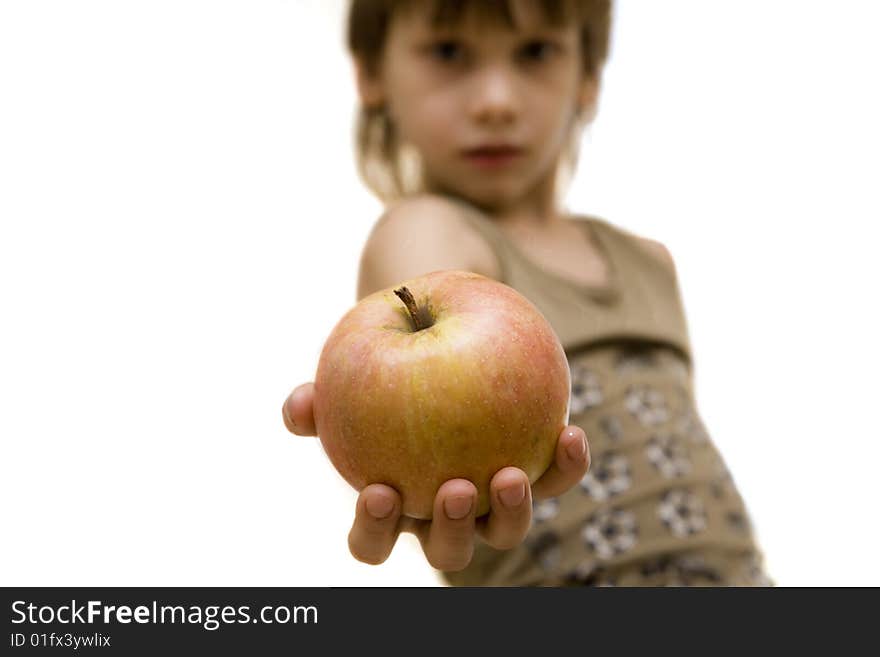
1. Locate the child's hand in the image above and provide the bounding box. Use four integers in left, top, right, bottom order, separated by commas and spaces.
282, 383, 590, 573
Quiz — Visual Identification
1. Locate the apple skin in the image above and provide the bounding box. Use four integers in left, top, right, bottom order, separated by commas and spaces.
313, 270, 571, 520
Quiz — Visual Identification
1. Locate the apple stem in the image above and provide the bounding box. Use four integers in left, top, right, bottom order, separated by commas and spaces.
394, 286, 434, 332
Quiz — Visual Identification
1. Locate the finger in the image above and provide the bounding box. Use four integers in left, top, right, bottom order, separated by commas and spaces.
348, 484, 403, 565
282, 383, 317, 436
475, 467, 532, 550
422, 479, 477, 572
531, 425, 590, 500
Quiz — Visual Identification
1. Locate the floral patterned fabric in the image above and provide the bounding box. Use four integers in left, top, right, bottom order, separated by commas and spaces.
441, 342, 772, 587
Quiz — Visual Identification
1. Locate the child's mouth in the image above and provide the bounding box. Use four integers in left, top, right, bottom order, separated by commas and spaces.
462, 146, 524, 169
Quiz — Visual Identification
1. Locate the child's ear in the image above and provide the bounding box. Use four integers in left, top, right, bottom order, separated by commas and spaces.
353, 57, 386, 109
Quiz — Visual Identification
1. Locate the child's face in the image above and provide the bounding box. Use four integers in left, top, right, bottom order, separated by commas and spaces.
359, 0, 596, 210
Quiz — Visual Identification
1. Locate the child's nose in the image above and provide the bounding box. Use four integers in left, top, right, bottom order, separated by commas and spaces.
468, 67, 519, 125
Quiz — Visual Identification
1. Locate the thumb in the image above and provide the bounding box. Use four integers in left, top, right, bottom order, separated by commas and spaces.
282, 383, 317, 436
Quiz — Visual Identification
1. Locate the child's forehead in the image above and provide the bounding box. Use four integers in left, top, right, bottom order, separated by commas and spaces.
396, 0, 576, 35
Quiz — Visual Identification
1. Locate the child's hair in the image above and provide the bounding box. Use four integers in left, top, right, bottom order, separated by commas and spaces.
346, 0, 613, 204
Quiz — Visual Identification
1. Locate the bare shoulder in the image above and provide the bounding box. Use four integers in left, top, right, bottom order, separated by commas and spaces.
373, 193, 470, 236
356, 194, 500, 300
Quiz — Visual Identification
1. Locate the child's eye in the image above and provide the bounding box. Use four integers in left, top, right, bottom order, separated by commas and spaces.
517, 40, 559, 63
428, 40, 465, 63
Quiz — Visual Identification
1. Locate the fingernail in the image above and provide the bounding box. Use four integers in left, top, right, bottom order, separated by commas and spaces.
566, 431, 586, 461
444, 495, 473, 520
499, 483, 525, 508
366, 495, 394, 519
282, 400, 296, 432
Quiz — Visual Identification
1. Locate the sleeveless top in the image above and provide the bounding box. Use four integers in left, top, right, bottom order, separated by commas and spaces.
451, 201, 692, 360
440, 200, 769, 587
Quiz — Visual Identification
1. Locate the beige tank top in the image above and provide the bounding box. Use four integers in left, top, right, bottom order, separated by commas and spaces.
451, 200, 693, 367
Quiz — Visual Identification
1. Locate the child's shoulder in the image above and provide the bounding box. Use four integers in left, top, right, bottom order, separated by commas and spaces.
369, 194, 497, 267
356, 194, 500, 300
585, 215, 676, 275
639, 235, 675, 273
374, 193, 476, 234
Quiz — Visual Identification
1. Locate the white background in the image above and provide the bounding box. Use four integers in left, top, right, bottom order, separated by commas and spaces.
1, 0, 878, 586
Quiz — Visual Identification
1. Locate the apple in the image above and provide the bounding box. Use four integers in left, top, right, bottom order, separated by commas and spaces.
312, 270, 571, 519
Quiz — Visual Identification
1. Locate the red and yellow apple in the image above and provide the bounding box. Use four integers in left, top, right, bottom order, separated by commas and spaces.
313, 270, 571, 519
